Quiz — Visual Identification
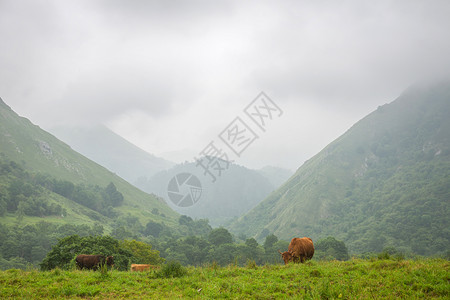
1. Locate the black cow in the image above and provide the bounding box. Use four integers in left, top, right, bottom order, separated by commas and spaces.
75, 254, 114, 270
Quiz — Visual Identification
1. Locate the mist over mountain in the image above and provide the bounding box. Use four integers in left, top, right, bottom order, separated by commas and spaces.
229, 81, 450, 255
49, 125, 174, 186
257, 166, 293, 188
137, 161, 285, 227
48, 125, 292, 227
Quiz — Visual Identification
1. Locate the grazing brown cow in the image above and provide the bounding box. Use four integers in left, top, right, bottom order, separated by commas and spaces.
130, 264, 159, 272
278, 250, 294, 264
75, 254, 114, 270
279, 237, 314, 264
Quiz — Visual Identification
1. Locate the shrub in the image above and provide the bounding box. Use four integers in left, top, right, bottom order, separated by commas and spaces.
97, 262, 111, 279
246, 259, 257, 269
378, 247, 405, 261
156, 260, 187, 278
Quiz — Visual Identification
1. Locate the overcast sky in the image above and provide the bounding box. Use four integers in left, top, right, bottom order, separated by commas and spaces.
1, 0, 450, 170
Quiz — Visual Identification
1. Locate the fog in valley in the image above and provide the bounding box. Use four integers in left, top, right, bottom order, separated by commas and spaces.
1, 0, 450, 170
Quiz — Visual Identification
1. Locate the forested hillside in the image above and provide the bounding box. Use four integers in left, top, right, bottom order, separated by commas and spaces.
0, 98, 182, 268
229, 82, 450, 256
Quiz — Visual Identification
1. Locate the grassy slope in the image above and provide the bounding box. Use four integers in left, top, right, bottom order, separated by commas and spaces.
0, 98, 178, 227
229, 82, 450, 254
0, 259, 448, 299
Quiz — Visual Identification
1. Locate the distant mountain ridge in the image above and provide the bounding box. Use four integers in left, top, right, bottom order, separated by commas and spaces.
0, 97, 178, 229
49, 125, 174, 186
49, 123, 292, 227
137, 160, 283, 227
229, 81, 450, 255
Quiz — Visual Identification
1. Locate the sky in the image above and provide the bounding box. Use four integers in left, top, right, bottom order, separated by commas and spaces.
1, 0, 450, 170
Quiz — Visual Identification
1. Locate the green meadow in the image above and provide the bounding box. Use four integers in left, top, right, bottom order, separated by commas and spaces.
0, 258, 448, 299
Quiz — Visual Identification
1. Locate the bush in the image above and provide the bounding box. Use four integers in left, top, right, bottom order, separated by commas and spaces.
378, 247, 405, 261
245, 259, 257, 269
156, 260, 187, 278
97, 262, 111, 279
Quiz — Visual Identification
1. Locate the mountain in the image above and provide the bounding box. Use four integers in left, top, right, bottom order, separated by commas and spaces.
257, 166, 293, 189
49, 125, 174, 186
0, 98, 179, 229
48, 126, 292, 227
228, 81, 450, 256
137, 160, 276, 227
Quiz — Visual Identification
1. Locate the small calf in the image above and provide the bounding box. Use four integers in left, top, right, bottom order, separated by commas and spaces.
130, 264, 159, 272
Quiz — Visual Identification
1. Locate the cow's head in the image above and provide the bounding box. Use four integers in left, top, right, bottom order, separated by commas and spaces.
106, 256, 114, 266
278, 250, 294, 265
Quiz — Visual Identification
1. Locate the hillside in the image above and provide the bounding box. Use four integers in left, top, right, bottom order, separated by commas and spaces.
0, 97, 179, 228
49, 125, 174, 186
137, 161, 275, 227
229, 81, 450, 255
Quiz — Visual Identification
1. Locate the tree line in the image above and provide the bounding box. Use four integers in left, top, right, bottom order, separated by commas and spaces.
0, 215, 353, 270
0, 158, 123, 218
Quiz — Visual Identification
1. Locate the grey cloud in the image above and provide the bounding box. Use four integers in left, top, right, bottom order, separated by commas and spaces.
1, 0, 450, 167
244, 0, 450, 112
90, 0, 235, 37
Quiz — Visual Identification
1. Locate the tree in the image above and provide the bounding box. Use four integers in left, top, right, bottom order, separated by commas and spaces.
315, 237, 349, 261
263, 234, 278, 251
178, 215, 193, 226
145, 221, 163, 237
263, 235, 288, 265
212, 243, 238, 266
52, 180, 74, 199
245, 238, 259, 248
40, 235, 82, 270
111, 226, 133, 241
243, 239, 264, 265
104, 182, 124, 207
208, 228, 233, 246
120, 240, 164, 265
39, 235, 133, 271
182, 236, 210, 266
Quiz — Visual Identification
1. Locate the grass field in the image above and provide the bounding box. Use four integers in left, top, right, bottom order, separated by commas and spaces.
0, 259, 448, 299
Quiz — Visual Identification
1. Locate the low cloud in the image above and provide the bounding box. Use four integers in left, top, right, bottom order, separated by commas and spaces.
1, 0, 449, 168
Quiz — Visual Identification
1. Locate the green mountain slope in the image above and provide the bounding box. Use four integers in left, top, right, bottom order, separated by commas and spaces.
49, 125, 174, 186
0, 98, 178, 228
229, 82, 450, 255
